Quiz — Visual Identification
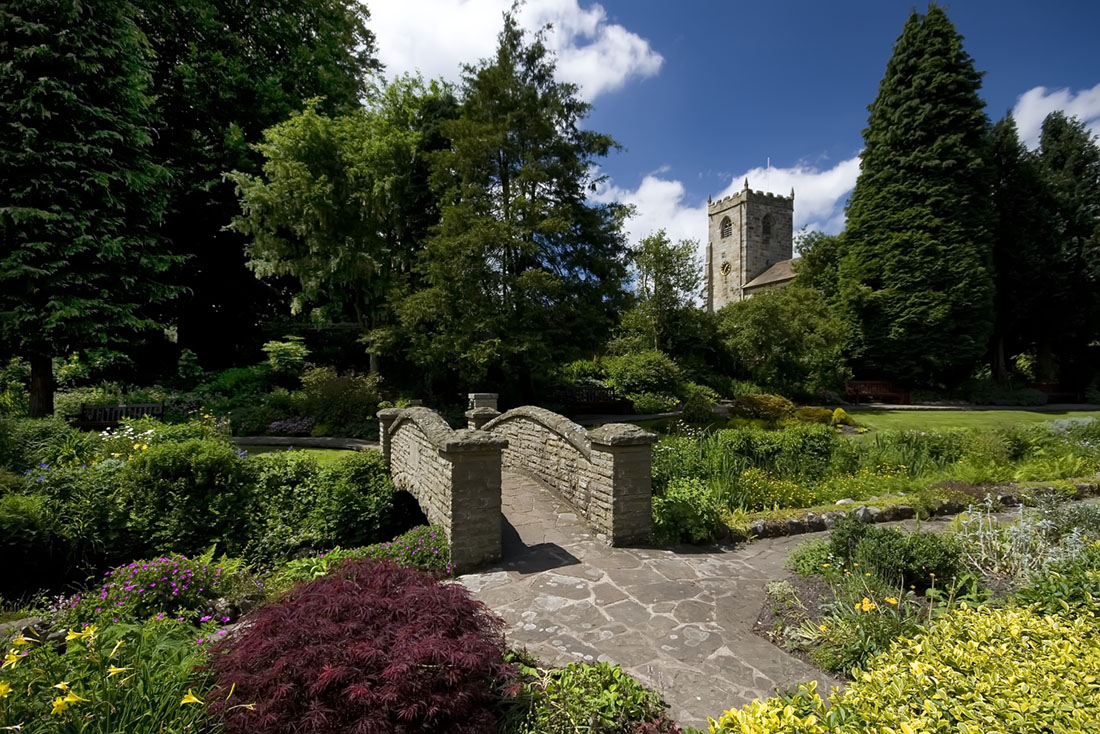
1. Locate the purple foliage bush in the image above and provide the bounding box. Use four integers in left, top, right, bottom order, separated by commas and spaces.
266, 417, 315, 436
209, 559, 514, 734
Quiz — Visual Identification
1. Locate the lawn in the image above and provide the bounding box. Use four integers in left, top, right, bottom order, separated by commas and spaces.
854, 408, 1100, 432
238, 445, 364, 465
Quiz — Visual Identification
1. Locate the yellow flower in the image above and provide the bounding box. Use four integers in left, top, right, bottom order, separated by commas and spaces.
821, 563, 830, 568
64, 625, 96, 642
228, 703, 257, 711
53, 682, 70, 691
180, 689, 204, 705
133, 443, 141, 450
855, 597, 877, 613
0, 681, 10, 698
51, 697, 69, 715
853, 562, 859, 567
885, 597, 899, 605
865, 572, 871, 577
11, 635, 28, 647
818, 624, 828, 632
107, 665, 131, 677
109, 639, 124, 658
1, 651, 24, 670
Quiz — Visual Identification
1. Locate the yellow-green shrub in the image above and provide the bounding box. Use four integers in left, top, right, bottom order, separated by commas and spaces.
710, 605, 1100, 733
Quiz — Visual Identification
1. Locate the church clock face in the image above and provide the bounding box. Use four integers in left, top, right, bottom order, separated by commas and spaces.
720, 261, 732, 276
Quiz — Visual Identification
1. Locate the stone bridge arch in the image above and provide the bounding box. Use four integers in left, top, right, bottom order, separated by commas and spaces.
378, 400, 656, 571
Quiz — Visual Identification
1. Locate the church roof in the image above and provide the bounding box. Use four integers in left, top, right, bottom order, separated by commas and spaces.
743, 258, 800, 291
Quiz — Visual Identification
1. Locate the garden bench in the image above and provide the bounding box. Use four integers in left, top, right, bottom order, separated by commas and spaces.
76, 402, 165, 431
845, 380, 910, 405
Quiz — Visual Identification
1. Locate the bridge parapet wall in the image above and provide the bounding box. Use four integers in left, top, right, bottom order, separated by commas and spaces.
481, 407, 656, 545
378, 407, 507, 571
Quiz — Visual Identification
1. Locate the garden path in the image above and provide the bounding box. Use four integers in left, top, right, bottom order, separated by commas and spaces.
459, 471, 857, 729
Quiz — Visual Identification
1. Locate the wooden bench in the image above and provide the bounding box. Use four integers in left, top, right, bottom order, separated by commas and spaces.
76, 402, 165, 431
553, 385, 632, 415
845, 381, 910, 405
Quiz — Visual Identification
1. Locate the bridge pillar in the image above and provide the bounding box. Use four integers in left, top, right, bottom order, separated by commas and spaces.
588, 424, 658, 546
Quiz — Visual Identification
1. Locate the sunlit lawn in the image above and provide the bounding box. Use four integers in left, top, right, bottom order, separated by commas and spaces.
855, 409, 1100, 432
238, 445, 361, 465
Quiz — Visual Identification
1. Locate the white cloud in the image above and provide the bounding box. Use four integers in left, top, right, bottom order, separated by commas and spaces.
365, 0, 662, 101
594, 157, 861, 266
1012, 83, 1100, 149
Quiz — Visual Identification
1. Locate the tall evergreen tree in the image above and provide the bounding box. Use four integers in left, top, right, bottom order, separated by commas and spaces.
987, 114, 1053, 379
1035, 111, 1100, 385
0, 0, 177, 416
839, 5, 994, 386
398, 14, 630, 397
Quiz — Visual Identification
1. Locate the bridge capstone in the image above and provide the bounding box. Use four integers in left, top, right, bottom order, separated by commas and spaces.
378, 407, 507, 571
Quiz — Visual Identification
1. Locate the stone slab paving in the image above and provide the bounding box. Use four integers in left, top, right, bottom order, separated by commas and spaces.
460, 471, 849, 730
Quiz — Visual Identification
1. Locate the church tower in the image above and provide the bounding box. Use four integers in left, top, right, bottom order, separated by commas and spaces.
705, 180, 795, 311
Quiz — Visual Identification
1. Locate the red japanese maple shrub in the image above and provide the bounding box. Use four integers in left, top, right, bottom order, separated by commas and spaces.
208, 559, 513, 734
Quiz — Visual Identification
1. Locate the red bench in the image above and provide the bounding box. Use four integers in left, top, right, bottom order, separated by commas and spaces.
845, 381, 910, 405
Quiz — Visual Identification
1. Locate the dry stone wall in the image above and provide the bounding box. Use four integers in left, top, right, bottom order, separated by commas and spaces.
482, 407, 656, 545
378, 407, 507, 571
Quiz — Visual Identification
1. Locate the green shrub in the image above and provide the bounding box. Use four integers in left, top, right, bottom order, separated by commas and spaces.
0, 415, 82, 470
506, 660, 679, 734
852, 529, 961, 590
1016, 541, 1100, 614
0, 492, 65, 595
652, 477, 722, 544
628, 392, 678, 415
558, 358, 606, 386
728, 393, 795, 423
176, 348, 205, 386
116, 438, 254, 558
794, 406, 832, 425
785, 538, 834, 577
298, 366, 381, 436
602, 350, 682, 396
829, 407, 856, 426
247, 450, 394, 563
267, 526, 453, 592
0, 620, 217, 732
262, 335, 310, 375
712, 605, 1100, 733
679, 392, 715, 424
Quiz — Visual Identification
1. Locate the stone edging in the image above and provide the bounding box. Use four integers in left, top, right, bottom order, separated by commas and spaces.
231, 436, 377, 451
736, 481, 1100, 541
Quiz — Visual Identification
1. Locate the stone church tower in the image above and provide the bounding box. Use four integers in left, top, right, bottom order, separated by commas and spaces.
705, 181, 795, 311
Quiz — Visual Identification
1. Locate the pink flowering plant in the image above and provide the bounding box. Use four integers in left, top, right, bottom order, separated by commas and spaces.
69, 552, 256, 626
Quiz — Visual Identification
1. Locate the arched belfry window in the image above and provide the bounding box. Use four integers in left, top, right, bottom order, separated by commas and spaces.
720, 216, 732, 239
762, 214, 773, 240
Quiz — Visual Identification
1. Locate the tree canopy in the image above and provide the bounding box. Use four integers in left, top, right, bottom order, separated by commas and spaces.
839, 4, 994, 387
0, 0, 178, 415
397, 13, 630, 396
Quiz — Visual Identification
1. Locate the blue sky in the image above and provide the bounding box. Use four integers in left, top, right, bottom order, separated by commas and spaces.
368, 1, 1100, 250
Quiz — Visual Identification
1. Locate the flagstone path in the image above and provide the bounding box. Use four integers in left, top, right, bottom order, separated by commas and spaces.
460, 470, 969, 729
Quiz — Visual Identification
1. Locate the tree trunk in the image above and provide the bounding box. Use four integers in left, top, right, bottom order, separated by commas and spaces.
28, 353, 54, 418
992, 335, 1009, 383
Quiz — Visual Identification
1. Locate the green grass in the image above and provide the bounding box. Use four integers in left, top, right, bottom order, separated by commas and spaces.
241, 445, 362, 465
855, 409, 1100, 432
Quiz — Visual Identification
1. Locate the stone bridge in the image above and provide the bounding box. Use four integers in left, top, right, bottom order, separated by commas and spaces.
377, 396, 657, 571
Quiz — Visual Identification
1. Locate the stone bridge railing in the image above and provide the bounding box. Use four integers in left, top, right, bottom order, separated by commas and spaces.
377, 406, 507, 571
480, 406, 656, 545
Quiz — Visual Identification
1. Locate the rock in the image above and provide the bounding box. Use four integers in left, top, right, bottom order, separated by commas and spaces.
784, 518, 805, 535
836, 498, 855, 505
854, 505, 883, 523
802, 513, 826, 532
0, 617, 42, 639
822, 512, 842, 529
894, 505, 916, 519
997, 494, 1019, 507
749, 520, 768, 538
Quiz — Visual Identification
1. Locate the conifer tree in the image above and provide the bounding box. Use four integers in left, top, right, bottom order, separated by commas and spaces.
1034, 111, 1100, 384
398, 13, 630, 396
0, 0, 177, 416
987, 115, 1053, 379
839, 5, 994, 386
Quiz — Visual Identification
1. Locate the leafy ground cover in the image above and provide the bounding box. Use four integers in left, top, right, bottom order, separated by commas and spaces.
234, 445, 361, 465
650, 417, 1100, 544
716, 499, 1100, 732
855, 408, 1100, 432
